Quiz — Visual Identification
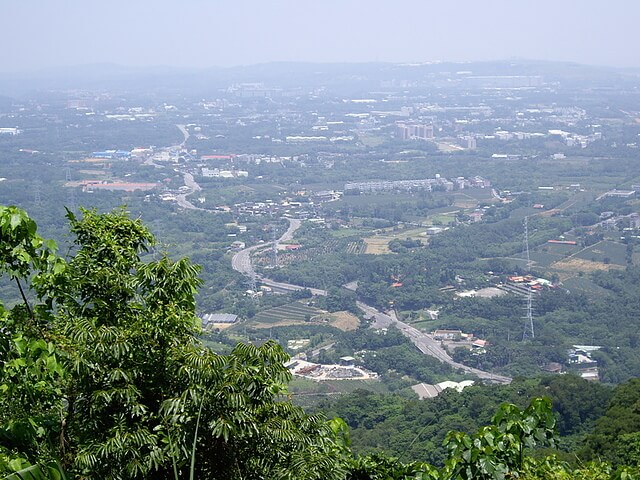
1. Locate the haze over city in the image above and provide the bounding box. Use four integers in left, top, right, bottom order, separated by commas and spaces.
2, 0, 639, 72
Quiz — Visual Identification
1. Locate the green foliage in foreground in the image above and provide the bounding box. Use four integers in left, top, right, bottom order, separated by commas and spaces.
0, 206, 343, 480
0, 205, 638, 479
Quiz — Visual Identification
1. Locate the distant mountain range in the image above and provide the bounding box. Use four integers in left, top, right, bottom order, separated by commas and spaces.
0, 59, 638, 96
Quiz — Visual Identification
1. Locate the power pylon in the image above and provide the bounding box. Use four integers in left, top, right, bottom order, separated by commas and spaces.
522, 216, 535, 341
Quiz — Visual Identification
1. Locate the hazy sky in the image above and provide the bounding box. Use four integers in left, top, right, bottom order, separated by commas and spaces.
1, 0, 638, 72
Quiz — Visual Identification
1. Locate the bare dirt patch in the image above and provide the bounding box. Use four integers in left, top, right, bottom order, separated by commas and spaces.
327, 311, 360, 331
363, 227, 427, 254
552, 258, 624, 273
475, 287, 507, 298
204, 323, 235, 331
364, 237, 391, 254
536, 208, 561, 217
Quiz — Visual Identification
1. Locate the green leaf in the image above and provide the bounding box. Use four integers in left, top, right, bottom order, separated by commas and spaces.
9, 213, 23, 231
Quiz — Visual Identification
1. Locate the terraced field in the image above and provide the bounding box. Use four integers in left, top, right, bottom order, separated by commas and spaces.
345, 241, 367, 254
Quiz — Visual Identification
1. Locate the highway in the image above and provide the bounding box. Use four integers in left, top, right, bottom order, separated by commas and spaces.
231, 219, 302, 275
362, 305, 511, 384
175, 171, 203, 210
176, 124, 190, 147
231, 219, 511, 385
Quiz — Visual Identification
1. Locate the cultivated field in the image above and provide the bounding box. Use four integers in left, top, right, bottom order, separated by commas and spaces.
562, 276, 612, 296
551, 257, 624, 273
252, 301, 325, 327
345, 240, 367, 254
363, 227, 427, 254
326, 311, 360, 331
363, 237, 391, 254
573, 240, 627, 266
252, 302, 359, 331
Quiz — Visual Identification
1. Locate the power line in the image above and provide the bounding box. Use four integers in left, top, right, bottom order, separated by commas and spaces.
65, 167, 76, 211
33, 180, 42, 206
522, 216, 535, 341
271, 224, 278, 268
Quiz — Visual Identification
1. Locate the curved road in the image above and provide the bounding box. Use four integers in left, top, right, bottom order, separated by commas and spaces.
358, 303, 511, 383
231, 219, 511, 385
175, 172, 203, 210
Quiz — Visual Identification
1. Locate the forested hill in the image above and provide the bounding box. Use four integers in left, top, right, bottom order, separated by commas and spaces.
0, 206, 638, 479
315, 375, 640, 468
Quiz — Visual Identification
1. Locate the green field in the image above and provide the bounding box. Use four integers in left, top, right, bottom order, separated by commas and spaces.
561, 276, 612, 296
253, 301, 325, 325
411, 320, 442, 332
289, 378, 391, 408
330, 227, 372, 238
429, 213, 457, 225
529, 251, 565, 268
573, 240, 627, 266
289, 377, 388, 396
539, 242, 581, 256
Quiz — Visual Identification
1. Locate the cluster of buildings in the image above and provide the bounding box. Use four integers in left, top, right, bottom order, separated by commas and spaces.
91, 150, 131, 159
543, 345, 601, 381
202, 167, 248, 178
200, 313, 239, 331
396, 123, 434, 140
431, 329, 489, 354
285, 358, 378, 381
344, 175, 490, 194
411, 380, 475, 399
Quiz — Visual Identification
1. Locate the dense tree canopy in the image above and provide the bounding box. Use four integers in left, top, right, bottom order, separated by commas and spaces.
0, 207, 345, 479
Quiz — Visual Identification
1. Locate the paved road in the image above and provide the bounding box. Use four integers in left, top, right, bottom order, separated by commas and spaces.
183, 171, 201, 192
176, 124, 190, 147
279, 218, 301, 243
231, 218, 305, 279
231, 220, 511, 385
175, 171, 203, 210
358, 302, 511, 384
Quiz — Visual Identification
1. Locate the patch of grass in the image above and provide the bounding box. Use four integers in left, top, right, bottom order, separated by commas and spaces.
330, 227, 372, 238
253, 301, 326, 326
529, 251, 565, 268
573, 240, 627, 266
363, 226, 428, 254
562, 276, 612, 296
410, 320, 441, 332
429, 213, 456, 225
326, 311, 360, 331
541, 242, 580, 256
289, 378, 389, 408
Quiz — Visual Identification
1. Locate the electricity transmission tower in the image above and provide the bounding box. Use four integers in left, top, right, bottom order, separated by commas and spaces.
522, 216, 535, 340
271, 225, 279, 268
65, 167, 76, 211
33, 180, 42, 206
